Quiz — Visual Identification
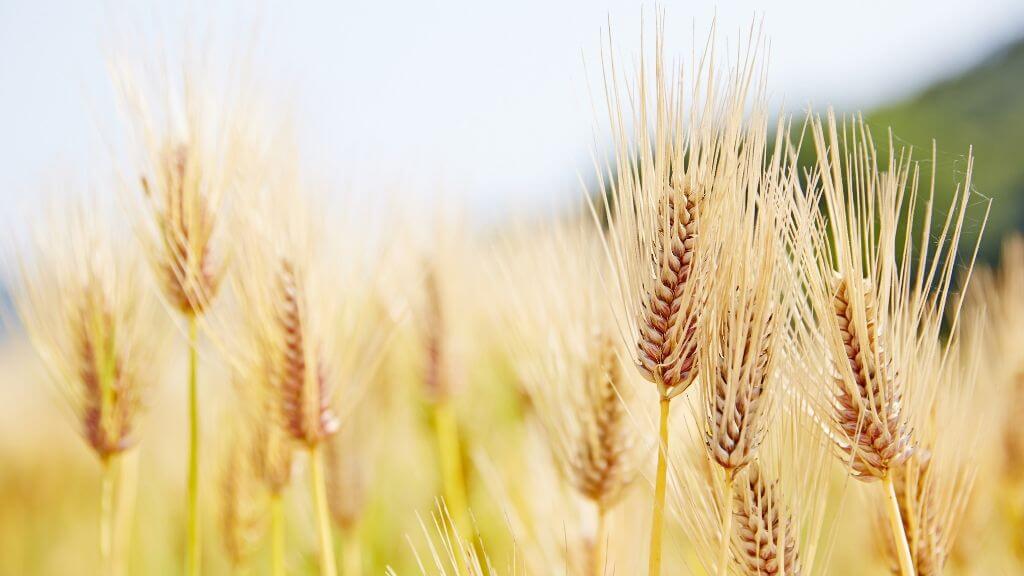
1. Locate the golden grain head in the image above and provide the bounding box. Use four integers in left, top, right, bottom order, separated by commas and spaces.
12, 198, 165, 462
701, 142, 794, 475
498, 218, 640, 509
218, 426, 268, 568
110, 57, 265, 318
798, 111, 986, 483
596, 28, 771, 401
731, 462, 801, 576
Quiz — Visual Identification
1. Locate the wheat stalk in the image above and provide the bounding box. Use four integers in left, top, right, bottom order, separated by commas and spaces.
594, 22, 770, 573
11, 198, 165, 575
110, 53, 266, 575
797, 110, 988, 576
326, 415, 372, 576
699, 116, 798, 576
497, 219, 641, 575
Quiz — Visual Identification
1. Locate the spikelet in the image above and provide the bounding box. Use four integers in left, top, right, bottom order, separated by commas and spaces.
110, 54, 260, 317
671, 384, 835, 575
798, 111, 986, 482
11, 198, 164, 462
498, 220, 640, 510
699, 114, 796, 475
238, 355, 295, 496
595, 24, 768, 400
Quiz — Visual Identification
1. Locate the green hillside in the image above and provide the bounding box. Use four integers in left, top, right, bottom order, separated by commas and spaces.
864, 37, 1024, 262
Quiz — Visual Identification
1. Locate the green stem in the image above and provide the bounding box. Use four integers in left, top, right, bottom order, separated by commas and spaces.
271, 492, 285, 576
341, 525, 361, 576
883, 475, 917, 576
310, 446, 338, 576
717, 471, 734, 576
434, 399, 469, 574
101, 456, 117, 576
648, 398, 670, 576
186, 316, 201, 576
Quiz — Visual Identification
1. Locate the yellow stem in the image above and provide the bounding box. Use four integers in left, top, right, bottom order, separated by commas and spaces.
435, 399, 469, 525
883, 475, 917, 576
434, 399, 469, 574
592, 503, 608, 576
648, 398, 670, 576
271, 493, 285, 576
114, 451, 137, 576
310, 446, 338, 576
718, 472, 734, 576
186, 316, 201, 576
341, 525, 362, 576
101, 456, 117, 576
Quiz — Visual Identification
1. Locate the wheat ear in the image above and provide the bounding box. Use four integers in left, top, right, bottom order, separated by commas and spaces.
12, 199, 164, 576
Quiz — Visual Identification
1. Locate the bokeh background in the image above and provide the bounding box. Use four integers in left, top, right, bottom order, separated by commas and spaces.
2, 1, 1024, 574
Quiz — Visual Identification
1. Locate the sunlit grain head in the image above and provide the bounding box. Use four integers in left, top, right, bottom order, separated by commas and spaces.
498, 218, 641, 511
798, 111, 987, 482
594, 21, 771, 401
109, 51, 270, 317
11, 196, 166, 462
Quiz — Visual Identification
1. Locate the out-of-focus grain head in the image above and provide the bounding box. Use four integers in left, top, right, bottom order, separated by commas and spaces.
235, 354, 295, 495
109, 51, 265, 318
218, 425, 267, 569
326, 410, 373, 533
11, 197, 165, 462
965, 235, 1024, 482
595, 21, 770, 401
221, 158, 394, 451
497, 218, 641, 510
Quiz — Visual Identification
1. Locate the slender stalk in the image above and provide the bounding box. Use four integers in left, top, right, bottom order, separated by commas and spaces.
434, 399, 469, 575
310, 446, 338, 576
717, 471, 734, 576
883, 475, 917, 576
434, 399, 469, 526
101, 456, 117, 576
648, 398, 671, 576
115, 451, 138, 576
340, 525, 362, 576
592, 503, 608, 576
270, 492, 286, 576
186, 315, 201, 576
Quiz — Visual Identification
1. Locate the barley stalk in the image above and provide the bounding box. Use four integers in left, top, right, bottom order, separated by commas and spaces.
649, 397, 671, 576
100, 456, 117, 576
270, 493, 285, 576
884, 475, 917, 576
186, 316, 201, 576
310, 446, 339, 576
12, 199, 164, 576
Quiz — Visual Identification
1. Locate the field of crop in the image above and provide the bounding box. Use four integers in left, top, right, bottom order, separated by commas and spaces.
2, 15, 1024, 576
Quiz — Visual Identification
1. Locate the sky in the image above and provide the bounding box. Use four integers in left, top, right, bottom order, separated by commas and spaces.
2, 0, 1024, 229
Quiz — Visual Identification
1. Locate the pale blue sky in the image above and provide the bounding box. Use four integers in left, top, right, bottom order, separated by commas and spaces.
2, 0, 1024, 229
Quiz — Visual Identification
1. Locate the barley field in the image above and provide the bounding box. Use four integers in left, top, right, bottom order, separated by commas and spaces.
2, 7, 1024, 576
